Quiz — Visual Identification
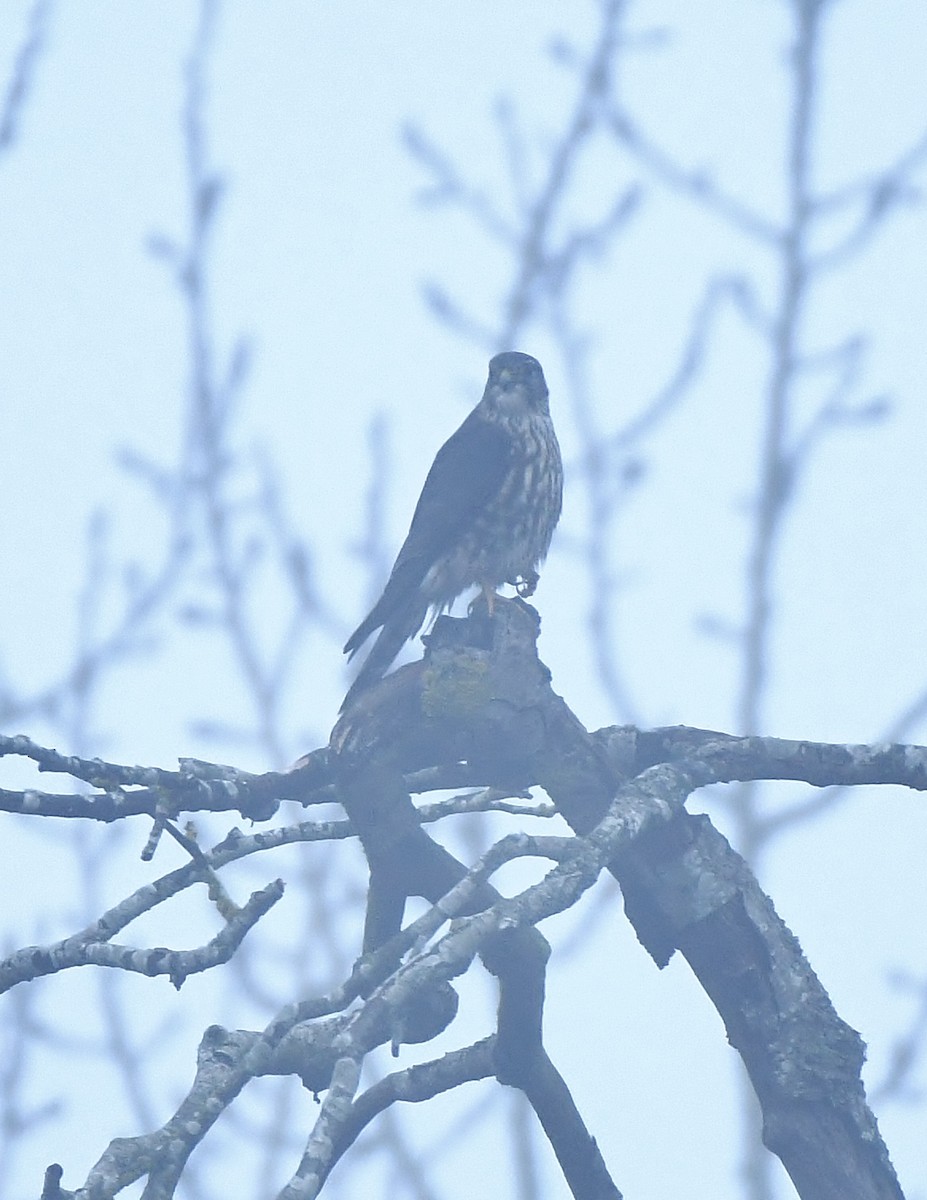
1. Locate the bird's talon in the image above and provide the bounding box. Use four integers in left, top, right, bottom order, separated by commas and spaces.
515, 572, 539, 599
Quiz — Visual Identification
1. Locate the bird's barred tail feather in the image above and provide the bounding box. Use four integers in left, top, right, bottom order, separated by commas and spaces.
340, 602, 428, 712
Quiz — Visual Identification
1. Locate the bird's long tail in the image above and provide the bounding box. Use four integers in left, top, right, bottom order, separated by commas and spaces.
340, 602, 428, 712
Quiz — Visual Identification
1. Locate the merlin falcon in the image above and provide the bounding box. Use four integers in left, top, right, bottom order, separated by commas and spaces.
341, 352, 562, 711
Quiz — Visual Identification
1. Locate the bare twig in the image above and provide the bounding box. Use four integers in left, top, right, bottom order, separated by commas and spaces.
0, 0, 53, 156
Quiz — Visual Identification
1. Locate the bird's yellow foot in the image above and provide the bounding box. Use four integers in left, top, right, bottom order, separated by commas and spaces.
468, 583, 500, 617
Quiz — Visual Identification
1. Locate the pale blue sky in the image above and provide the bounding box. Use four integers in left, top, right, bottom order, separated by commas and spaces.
1, 4, 926, 1198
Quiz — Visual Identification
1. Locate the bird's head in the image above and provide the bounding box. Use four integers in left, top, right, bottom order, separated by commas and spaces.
484, 352, 550, 417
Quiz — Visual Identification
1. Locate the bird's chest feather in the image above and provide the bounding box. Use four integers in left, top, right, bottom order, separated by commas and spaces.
423, 419, 562, 606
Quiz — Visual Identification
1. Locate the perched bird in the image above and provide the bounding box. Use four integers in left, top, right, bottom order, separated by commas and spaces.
341, 351, 562, 711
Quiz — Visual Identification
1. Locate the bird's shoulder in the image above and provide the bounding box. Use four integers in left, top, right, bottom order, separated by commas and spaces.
427, 406, 514, 489
397, 407, 514, 563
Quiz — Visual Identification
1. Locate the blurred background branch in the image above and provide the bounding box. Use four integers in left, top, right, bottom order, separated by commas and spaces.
1, 0, 925, 1197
